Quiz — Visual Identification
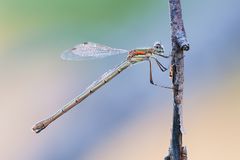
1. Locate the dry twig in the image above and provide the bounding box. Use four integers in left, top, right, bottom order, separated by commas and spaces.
165, 0, 189, 160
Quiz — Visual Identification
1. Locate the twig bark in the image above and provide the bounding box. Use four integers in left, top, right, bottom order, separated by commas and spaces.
165, 0, 189, 160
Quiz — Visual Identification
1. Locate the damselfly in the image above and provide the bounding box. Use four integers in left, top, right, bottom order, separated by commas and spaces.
33, 41, 169, 133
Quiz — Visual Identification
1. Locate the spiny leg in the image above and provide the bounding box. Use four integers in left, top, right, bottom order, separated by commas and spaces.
151, 57, 167, 72
148, 59, 157, 86
148, 58, 173, 90
159, 54, 171, 58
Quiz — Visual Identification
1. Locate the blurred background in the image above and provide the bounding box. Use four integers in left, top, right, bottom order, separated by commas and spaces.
1, 0, 240, 159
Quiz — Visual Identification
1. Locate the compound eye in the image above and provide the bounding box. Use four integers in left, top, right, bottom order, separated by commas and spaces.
154, 44, 161, 50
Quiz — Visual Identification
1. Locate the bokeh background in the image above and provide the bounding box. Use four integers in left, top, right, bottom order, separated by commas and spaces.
1, 0, 240, 159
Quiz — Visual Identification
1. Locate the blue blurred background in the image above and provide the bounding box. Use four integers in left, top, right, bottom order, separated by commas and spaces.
1, 0, 240, 159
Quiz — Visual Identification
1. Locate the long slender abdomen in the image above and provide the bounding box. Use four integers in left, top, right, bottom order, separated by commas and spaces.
32, 60, 132, 133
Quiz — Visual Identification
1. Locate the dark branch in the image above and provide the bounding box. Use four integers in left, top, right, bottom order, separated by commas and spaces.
165, 0, 189, 160
169, 0, 189, 51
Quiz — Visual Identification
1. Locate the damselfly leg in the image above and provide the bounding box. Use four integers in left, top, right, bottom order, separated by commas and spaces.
148, 56, 173, 89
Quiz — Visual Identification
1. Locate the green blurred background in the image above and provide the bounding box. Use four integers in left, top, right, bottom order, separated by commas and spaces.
1, 0, 240, 159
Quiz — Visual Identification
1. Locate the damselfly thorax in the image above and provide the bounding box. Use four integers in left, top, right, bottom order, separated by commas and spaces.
127, 48, 154, 62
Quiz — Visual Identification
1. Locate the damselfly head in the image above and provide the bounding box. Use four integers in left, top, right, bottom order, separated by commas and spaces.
153, 42, 164, 55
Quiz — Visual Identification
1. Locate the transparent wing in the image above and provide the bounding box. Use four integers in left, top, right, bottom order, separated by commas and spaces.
61, 42, 128, 61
